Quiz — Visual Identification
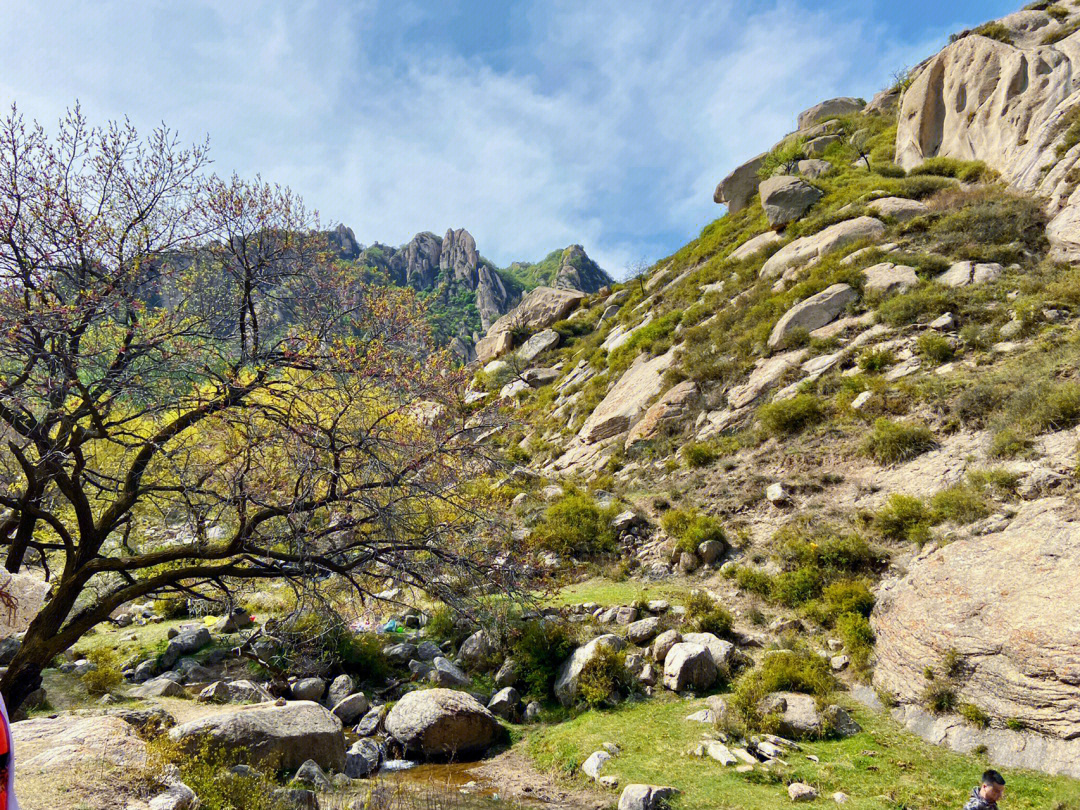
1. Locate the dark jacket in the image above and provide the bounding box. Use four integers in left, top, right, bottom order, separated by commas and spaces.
963, 787, 997, 810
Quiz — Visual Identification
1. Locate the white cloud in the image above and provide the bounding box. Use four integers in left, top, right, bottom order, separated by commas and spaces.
0, 0, 946, 278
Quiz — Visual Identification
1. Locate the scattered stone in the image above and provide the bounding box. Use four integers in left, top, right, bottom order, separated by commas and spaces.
761, 217, 885, 279
599, 775, 621, 789
294, 759, 331, 791
524, 701, 542, 723
134, 677, 187, 699
290, 678, 326, 702
760, 692, 822, 739
627, 617, 662, 645
930, 312, 956, 330
356, 705, 388, 737
429, 657, 471, 688
487, 687, 520, 720
789, 782, 819, 802
731, 230, 784, 261
867, 196, 929, 222
332, 693, 371, 726
705, 741, 737, 765
494, 658, 519, 688
159, 626, 211, 670
517, 329, 561, 363
766, 483, 791, 505
797, 159, 833, 179
583, 750, 613, 779
618, 784, 680, 810
697, 540, 724, 565
862, 262, 919, 295
823, 705, 862, 737
830, 655, 850, 672
685, 709, 715, 724
937, 261, 1003, 288
850, 391, 872, 410
345, 738, 382, 778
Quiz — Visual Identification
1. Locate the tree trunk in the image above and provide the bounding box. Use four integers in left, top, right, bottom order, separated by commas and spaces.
0, 634, 53, 716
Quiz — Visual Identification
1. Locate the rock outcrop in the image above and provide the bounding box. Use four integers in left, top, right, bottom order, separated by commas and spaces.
578, 349, 677, 444
872, 498, 1080, 740
894, 22, 1080, 260
384, 688, 501, 758
797, 97, 865, 130
714, 153, 767, 213
760, 217, 885, 278
169, 701, 345, 772
759, 176, 823, 227
768, 283, 858, 348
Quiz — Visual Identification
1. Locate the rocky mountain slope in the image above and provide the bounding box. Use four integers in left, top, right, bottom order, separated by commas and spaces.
459, 0, 1080, 779
329, 224, 611, 357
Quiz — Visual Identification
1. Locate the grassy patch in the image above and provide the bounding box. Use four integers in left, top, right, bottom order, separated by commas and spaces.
862, 418, 938, 464
758, 394, 824, 437
526, 695, 1080, 810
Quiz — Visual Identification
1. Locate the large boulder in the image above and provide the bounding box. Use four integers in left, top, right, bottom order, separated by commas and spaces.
730, 230, 784, 261
681, 632, 742, 677
759, 176, 823, 227
554, 634, 627, 706
624, 380, 699, 448
797, 97, 865, 130
384, 688, 501, 758
759, 692, 823, 738
475, 330, 514, 365
872, 498, 1080, 740
866, 196, 929, 222
937, 261, 1003, 288
662, 643, 717, 692
714, 153, 767, 213
760, 217, 885, 278
169, 700, 345, 772
517, 329, 561, 364
862, 262, 919, 295
767, 283, 858, 348
486, 287, 585, 336
894, 30, 1080, 260
459, 630, 498, 671
578, 349, 677, 444
651, 630, 682, 665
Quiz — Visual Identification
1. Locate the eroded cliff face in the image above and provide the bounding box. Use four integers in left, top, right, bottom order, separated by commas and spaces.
895, 9, 1080, 259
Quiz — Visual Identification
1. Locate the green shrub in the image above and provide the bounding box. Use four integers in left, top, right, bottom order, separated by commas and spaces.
425, 605, 465, 644
685, 590, 734, 638
759, 137, 808, 178
836, 612, 875, 671
989, 426, 1032, 458
858, 348, 895, 372
929, 484, 990, 524
1031, 381, 1080, 432
758, 394, 824, 437
959, 702, 991, 729
774, 525, 884, 575
818, 580, 875, 620
970, 22, 1013, 44
731, 647, 834, 727
81, 646, 124, 696
924, 681, 957, 714
534, 492, 618, 556
916, 333, 955, 363
681, 441, 717, 468
878, 286, 952, 326
512, 620, 579, 699
1043, 20, 1080, 45
862, 418, 938, 464
726, 564, 774, 597
908, 156, 996, 182
967, 467, 1020, 498
874, 493, 933, 543
153, 595, 189, 620
148, 738, 279, 810
275, 611, 385, 681
661, 508, 726, 554
771, 566, 824, 608
576, 644, 630, 706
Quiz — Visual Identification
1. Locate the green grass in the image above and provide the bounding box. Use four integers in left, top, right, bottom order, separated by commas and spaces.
525, 695, 1080, 810
542, 578, 689, 608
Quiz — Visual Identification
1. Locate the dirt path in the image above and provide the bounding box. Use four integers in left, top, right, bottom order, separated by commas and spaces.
470, 749, 611, 810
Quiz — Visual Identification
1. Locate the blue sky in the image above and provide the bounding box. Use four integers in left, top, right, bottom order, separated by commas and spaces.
0, 0, 1017, 277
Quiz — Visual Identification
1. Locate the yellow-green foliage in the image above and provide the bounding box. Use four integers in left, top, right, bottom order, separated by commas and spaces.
730, 646, 834, 729
577, 644, 630, 707
148, 738, 280, 810
512, 620, 579, 699
862, 418, 937, 464
685, 590, 734, 638
81, 646, 124, 696
533, 491, 618, 557
757, 394, 824, 437
660, 508, 726, 554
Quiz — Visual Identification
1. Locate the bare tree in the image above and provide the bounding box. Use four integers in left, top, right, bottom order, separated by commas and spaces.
0, 106, 509, 711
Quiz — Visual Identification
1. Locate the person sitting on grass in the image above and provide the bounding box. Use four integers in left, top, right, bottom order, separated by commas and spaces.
963, 769, 1006, 810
